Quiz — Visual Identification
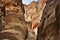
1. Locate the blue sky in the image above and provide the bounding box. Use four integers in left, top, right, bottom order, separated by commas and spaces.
22, 0, 38, 5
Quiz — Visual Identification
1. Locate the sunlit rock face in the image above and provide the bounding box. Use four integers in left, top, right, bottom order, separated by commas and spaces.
38, 0, 47, 21
24, 1, 40, 40
0, 0, 27, 40
24, 1, 37, 22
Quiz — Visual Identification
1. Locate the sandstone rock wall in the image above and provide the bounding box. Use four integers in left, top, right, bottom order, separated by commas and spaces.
0, 0, 27, 40
37, 0, 60, 40
24, 1, 39, 40
0, 0, 60, 40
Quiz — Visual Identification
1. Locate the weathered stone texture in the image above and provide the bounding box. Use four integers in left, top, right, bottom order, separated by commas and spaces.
24, 1, 38, 40
0, 0, 27, 40
37, 0, 60, 40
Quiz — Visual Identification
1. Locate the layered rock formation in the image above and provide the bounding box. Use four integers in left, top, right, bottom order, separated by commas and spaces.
0, 0, 60, 40
37, 0, 60, 40
0, 0, 40, 40
24, 1, 41, 40
0, 0, 27, 40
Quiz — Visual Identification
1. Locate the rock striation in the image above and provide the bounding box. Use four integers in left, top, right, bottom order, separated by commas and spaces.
37, 0, 60, 40
0, 0, 27, 40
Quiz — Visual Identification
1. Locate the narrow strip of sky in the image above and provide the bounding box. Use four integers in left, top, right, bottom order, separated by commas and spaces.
22, 0, 37, 5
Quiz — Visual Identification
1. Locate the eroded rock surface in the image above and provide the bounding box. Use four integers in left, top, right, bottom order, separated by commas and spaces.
24, 1, 40, 40
0, 0, 27, 40
37, 0, 60, 40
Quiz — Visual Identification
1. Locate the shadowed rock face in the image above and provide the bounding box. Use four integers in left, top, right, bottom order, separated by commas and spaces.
0, 0, 27, 40
2, 14, 27, 40
37, 0, 60, 40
